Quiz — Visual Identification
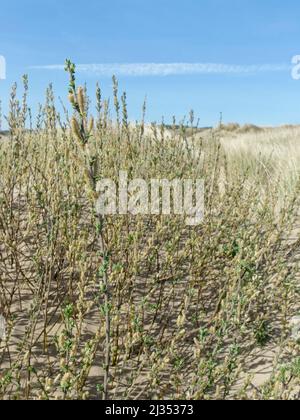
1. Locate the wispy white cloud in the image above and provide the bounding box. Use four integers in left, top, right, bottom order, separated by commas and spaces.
29, 62, 290, 77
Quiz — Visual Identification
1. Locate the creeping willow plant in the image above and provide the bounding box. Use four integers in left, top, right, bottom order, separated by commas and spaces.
0, 61, 300, 400
65, 60, 111, 400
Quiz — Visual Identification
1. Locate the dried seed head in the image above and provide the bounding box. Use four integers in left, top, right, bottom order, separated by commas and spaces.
45, 378, 53, 391
54, 374, 61, 385
77, 86, 85, 115
61, 372, 72, 388
58, 333, 65, 349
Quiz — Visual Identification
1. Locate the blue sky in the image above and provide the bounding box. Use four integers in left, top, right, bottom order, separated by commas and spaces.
1, 0, 300, 126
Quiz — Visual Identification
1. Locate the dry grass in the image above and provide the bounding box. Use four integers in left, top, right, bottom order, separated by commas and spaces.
1, 67, 300, 400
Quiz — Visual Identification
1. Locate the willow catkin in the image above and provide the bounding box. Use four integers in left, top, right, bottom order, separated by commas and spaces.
68, 93, 76, 107
88, 117, 94, 134
71, 117, 84, 147
77, 87, 85, 116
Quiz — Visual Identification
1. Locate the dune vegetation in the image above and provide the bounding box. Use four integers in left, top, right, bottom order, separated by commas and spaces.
1, 63, 300, 400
